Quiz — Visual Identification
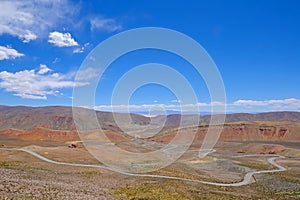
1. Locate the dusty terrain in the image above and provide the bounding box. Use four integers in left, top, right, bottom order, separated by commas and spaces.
1, 134, 300, 199
0, 106, 300, 199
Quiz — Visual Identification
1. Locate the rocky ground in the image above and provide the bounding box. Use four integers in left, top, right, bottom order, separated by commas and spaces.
0, 141, 300, 199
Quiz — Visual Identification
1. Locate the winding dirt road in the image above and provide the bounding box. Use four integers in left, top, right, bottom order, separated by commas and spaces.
0, 147, 286, 187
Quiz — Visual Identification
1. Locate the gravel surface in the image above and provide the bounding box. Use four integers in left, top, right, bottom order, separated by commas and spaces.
0, 167, 120, 200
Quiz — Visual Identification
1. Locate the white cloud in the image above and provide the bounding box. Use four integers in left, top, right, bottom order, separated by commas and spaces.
0, 66, 88, 100
38, 64, 51, 75
73, 48, 83, 54
75, 67, 102, 81
48, 31, 78, 47
14, 93, 48, 100
21, 30, 37, 43
0, 0, 76, 42
73, 42, 90, 53
196, 102, 209, 106
0, 1, 124, 43
52, 57, 61, 64
90, 17, 122, 32
171, 99, 182, 103
233, 98, 300, 110
0, 46, 24, 60
94, 98, 300, 113
211, 101, 226, 106
95, 103, 212, 113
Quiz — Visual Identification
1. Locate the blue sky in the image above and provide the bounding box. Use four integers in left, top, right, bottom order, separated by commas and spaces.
0, 0, 299, 113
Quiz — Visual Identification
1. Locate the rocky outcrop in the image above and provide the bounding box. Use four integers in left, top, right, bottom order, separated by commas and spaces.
237, 144, 286, 154
218, 123, 299, 142
153, 122, 300, 142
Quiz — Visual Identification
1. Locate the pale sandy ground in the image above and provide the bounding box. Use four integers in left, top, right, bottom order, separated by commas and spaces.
0, 141, 300, 199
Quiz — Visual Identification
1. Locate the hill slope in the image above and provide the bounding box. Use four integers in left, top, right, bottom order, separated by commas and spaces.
0, 106, 299, 142
1, 105, 300, 130
0, 105, 150, 131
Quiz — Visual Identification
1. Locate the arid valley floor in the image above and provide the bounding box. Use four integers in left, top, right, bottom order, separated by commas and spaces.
0, 106, 300, 199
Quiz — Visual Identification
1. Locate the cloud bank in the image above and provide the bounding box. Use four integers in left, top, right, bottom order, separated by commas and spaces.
90, 17, 122, 32
0, 0, 76, 42
0, 65, 88, 100
0, 1, 123, 43
0, 46, 24, 60
95, 98, 300, 113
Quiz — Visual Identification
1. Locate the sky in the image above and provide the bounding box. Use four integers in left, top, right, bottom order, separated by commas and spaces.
0, 0, 299, 113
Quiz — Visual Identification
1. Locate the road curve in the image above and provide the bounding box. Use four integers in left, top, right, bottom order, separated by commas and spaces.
0, 148, 286, 187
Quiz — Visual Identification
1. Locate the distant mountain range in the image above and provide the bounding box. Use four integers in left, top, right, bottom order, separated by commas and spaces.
0, 105, 300, 131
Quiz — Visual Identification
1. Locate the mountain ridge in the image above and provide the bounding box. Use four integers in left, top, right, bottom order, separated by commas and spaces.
0, 105, 300, 131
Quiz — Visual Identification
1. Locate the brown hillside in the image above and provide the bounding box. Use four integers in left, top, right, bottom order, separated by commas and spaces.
0, 105, 150, 131
0, 106, 299, 143
153, 121, 300, 142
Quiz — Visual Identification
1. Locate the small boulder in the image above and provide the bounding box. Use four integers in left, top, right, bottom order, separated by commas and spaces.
68, 143, 77, 148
